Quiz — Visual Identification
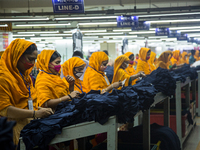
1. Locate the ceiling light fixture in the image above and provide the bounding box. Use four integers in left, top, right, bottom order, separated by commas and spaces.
30, 37, 63, 40
147, 19, 200, 23
0, 18, 49, 21
78, 22, 117, 26
84, 32, 123, 36
13, 34, 35, 37
16, 23, 71, 27
64, 30, 107, 33
129, 31, 155, 34
55, 16, 117, 20
40, 34, 72, 36
0, 24, 8, 27
103, 35, 137, 38
138, 12, 200, 17
113, 29, 132, 32
179, 29, 200, 32
17, 31, 59, 34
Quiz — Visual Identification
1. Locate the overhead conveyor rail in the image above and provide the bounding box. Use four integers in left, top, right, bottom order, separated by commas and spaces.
19, 92, 170, 150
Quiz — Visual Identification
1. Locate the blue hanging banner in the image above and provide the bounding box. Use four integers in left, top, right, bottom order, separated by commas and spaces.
188, 37, 197, 43
132, 21, 150, 30
177, 34, 188, 41
155, 28, 170, 36
168, 30, 181, 38
117, 16, 138, 27
52, 0, 84, 13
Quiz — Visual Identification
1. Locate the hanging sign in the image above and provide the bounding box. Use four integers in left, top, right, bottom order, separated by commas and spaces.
168, 30, 181, 38
72, 29, 83, 52
188, 37, 197, 43
52, 0, 84, 13
177, 34, 188, 41
117, 16, 138, 27
132, 21, 150, 30
155, 28, 170, 36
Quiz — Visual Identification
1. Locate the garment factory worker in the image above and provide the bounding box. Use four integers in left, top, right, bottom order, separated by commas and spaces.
171, 50, 180, 65
148, 51, 156, 71
112, 55, 146, 90
194, 50, 200, 61
83, 51, 122, 94
72, 51, 89, 81
124, 52, 136, 76
36, 50, 80, 109
135, 54, 139, 63
180, 52, 188, 64
156, 51, 171, 69
62, 57, 86, 93
187, 53, 191, 64
136, 47, 152, 75
0, 39, 53, 145
189, 50, 196, 65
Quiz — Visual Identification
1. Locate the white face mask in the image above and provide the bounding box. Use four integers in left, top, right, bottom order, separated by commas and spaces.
75, 72, 83, 78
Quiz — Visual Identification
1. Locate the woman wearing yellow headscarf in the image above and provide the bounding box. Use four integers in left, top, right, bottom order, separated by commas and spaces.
83, 51, 122, 93
180, 52, 188, 64
112, 55, 145, 90
136, 47, 152, 75
36, 50, 80, 109
0, 39, 52, 146
62, 57, 86, 93
171, 50, 180, 65
194, 50, 199, 61
187, 53, 191, 64
124, 52, 136, 76
148, 51, 156, 71
156, 51, 171, 69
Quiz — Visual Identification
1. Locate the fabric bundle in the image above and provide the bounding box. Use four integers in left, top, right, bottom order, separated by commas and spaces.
20, 82, 157, 149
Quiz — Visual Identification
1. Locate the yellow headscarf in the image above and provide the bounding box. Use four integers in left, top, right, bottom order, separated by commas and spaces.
83, 51, 109, 93
148, 51, 156, 71
112, 55, 130, 89
136, 47, 152, 75
187, 53, 191, 64
35, 50, 70, 107
0, 39, 37, 111
171, 50, 180, 65
62, 57, 86, 93
124, 52, 136, 76
181, 52, 188, 64
194, 50, 199, 61
157, 51, 170, 69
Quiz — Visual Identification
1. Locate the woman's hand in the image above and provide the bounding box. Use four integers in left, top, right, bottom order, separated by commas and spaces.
112, 81, 122, 88
36, 107, 54, 118
69, 91, 80, 98
138, 72, 146, 78
65, 75, 75, 85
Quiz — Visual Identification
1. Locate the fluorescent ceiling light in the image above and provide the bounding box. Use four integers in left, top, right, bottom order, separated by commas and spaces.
129, 31, 155, 34
169, 26, 200, 30
103, 35, 137, 38
83, 36, 99, 38
160, 38, 177, 41
138, 12, 200, 17
16, 23, 71, 27
18, 31, 59, 34
64, 30, 107, 33
0, 24, 8, 27
188, 35, 200, 37
78, 22, 117, 25
148, 36, 168, 38
85, 32, 123, 36
147, 19, 200, 23
55, 16, 117, 20
179, 29, 200, 32
0, 18, 49, 21
113, 29, 132, 32
30, 37, 63, 40
40, 34, 72, 36
13, 34, 35, 37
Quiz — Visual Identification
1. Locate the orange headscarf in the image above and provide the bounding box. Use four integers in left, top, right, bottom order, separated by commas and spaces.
156, 51, 171, 69
62, 57, 86, 93
194, 50, 199, 61
0, 39, 37, 111
148, 51, 156, 71
35, 50, 70, 107
187, 53, 191, 64
181, 52, 188, 64
136, 47, 152, 75
171, 50, 180, 65
83, 51, 109, 93
112, 55, 130, 89
124, 52, 136, 76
